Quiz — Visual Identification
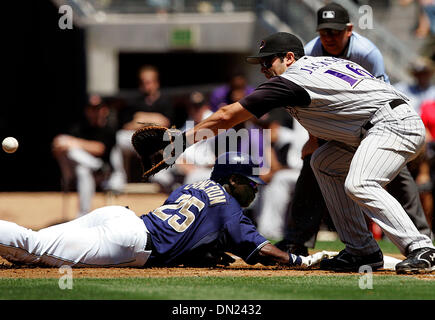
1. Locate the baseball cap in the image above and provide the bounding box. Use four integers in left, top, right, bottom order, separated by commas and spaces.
210, 152, 266, 185
317, 2, 350, 31
246, 32, 305, 64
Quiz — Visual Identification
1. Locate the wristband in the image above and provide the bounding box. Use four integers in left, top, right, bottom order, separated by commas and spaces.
289, 253, 302, 266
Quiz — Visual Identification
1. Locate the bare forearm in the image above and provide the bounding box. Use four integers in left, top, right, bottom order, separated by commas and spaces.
257, 244, 339, 268
185, 102, 253, 145
258, 243, 291, 265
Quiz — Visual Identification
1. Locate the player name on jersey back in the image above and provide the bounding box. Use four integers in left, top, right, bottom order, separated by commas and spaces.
280, 56, 407, 146
184, 179, 227, 206
297, 56, 342, 74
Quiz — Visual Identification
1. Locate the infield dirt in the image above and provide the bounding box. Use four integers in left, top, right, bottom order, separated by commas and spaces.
1, 192, 434, 280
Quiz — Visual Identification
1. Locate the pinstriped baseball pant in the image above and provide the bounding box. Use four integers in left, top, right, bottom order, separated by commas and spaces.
311, 103, 434, 256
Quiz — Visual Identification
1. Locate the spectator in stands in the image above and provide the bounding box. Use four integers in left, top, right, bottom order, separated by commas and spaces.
209, 73, 254, 112
113, 65, 175, 186
209, 73, 258, 158
420, 99, 435, 138
52, 95, 116, 217
394, 57, 435, 114
400, 0, 435, 58
416, 98, 435, 231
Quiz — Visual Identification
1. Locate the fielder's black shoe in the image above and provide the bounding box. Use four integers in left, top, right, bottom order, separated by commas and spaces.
319, 249, 384, 272
395, 247, 435, 274
274, 240, 309, 256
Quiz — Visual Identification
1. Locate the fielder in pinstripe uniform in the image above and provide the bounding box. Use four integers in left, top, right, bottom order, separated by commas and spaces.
184, 32, 435, 274
275, 2, 433, 258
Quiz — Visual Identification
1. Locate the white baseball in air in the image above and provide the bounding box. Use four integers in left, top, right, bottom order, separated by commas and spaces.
2, 137, 19, 153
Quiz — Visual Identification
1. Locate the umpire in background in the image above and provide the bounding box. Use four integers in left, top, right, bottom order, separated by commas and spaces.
275, 2, 433, 256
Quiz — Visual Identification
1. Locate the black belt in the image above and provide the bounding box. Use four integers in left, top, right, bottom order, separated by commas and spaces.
363, 99, 407, 131
145, 232, 154, 251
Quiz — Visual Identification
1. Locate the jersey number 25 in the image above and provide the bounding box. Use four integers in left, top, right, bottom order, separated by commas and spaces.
152, 194, 205, 232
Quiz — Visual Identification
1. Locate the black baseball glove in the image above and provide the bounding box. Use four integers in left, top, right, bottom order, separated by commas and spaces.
131, 125, 186, 178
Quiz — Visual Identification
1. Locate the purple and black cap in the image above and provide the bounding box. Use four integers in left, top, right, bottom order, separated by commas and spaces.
246, 32, 305, 64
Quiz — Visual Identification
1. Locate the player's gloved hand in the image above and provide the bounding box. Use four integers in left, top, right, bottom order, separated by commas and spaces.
289, 251, 338, 268
131, 126, 187, 178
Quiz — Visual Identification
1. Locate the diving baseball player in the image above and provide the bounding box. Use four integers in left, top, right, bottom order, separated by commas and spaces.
181, 32, 435, 274
0, 152, 332, 269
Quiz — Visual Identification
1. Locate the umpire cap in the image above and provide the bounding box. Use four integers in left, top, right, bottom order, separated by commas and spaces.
246, 32, 305, 64
316, 2, 350, 31
210, 152, 265, 185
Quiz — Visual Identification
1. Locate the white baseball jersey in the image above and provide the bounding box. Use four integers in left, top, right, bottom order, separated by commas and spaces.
240, 56, 412, 147
283, 56, 408, 146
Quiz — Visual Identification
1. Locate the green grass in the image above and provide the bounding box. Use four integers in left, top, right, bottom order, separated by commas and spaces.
0, 276, 434, 300
0, 241, 433, 302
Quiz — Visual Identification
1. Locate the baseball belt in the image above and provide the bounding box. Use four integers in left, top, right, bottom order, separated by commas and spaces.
145, 232, 154, 251
363, 99, 407, 131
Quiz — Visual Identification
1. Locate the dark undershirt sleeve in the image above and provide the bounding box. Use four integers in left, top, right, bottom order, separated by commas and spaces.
239, 76, 311, 119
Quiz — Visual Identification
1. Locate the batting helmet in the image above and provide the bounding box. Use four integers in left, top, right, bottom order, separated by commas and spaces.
210, 152, 266, 185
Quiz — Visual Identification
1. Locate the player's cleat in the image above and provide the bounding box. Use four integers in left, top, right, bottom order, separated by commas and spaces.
319, 249, 383, 272
395, 247, 435, 274
274, 240, 309, 256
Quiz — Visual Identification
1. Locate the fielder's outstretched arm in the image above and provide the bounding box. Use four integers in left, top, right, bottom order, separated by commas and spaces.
185, 102, 254, 145
130, 102, 254, 178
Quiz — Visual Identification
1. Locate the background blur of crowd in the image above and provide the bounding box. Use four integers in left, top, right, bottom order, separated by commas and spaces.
0, 0, 434, 229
